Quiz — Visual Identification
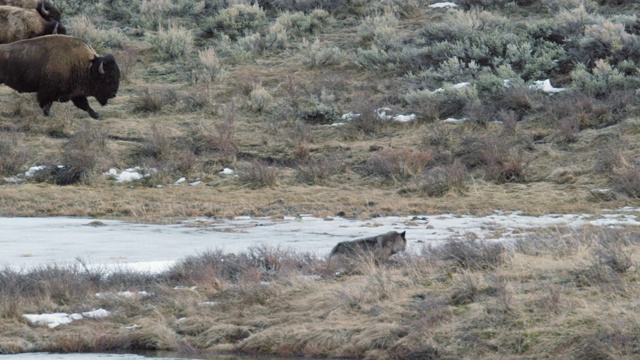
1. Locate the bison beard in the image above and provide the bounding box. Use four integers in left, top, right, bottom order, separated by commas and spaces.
0, 35, 120, 119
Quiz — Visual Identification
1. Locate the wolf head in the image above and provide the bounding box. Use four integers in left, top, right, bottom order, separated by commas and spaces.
379, 231, 406, 256
391, 231, 407, 254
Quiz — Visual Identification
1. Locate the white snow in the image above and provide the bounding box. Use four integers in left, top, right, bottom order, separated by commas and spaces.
431, 81, 471, 94
442, 117, 467, 124
341, 112, 360, 121
174, 177, 186, 185
104, 167, 151, 182
429, 2, 458, 8
25, 165, 47, 177
95, 291, 152, 298
339, 109, 417, 123
393, 114, 416, 122
23, 309, 110, 328
375, 107, 394, 120
530, 79, 566, 93
219, 168, 235, 175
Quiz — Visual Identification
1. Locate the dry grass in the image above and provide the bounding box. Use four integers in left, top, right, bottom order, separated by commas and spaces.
2, 226, 640, 359
1, 0, 640, 357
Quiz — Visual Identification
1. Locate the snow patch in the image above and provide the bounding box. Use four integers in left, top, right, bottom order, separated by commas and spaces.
429, 2, 458, 8
24, 309, 111, 328
104, 167, 152, 182
529, 79, 566, 93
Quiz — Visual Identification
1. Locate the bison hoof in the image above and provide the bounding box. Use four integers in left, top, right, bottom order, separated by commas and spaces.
90, 112, 102, 120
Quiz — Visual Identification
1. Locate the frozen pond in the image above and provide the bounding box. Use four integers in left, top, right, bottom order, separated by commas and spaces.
2, 208, 640, 272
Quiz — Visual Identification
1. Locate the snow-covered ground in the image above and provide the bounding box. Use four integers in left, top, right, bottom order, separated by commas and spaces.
2, 209, 640, 273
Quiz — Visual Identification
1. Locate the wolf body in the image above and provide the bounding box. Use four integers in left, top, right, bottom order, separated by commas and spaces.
329, 230, 407, 261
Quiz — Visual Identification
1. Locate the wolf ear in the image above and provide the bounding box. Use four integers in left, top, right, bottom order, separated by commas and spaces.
401, 231, 406, 238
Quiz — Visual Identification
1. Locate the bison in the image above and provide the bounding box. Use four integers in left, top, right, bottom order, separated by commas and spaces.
0, 35, 120, 119
0, 6, 65, 44
329, 230, 407, 264
0, 0, 61, 21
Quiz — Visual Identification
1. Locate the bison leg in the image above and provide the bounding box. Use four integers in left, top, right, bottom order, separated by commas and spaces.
37, 93, 55, 116
71, 96, 101, 119
40, 101, 53, 117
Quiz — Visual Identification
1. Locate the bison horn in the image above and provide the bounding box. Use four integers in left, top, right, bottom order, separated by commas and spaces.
40, 1, 50, 16
98, 60, 105, 75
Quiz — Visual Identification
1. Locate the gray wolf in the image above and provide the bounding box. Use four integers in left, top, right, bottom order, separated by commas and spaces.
329, 230, 407, 261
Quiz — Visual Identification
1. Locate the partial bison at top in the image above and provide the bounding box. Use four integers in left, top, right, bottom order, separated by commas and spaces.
0, 5, 65, 43
0, 0, 61, 21
0, 35, 120, 119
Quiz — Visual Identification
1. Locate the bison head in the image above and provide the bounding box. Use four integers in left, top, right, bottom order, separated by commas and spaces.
38, 0, 62, 22
90, 54, 120, 106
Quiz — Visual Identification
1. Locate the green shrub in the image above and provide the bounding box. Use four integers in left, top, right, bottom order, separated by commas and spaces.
357, 11, 399, 50
568, 19, 640, 66
505, 40, 568, 80
273, 10, 332, 38
405, 57, 480, 88
299, 89, 340, 125
403, 85, 477, 122
198, 47, 225, 83
137, 0, 207, 29
542, 0, 598, 12
203, 4, 267, 40
102, 0, 142, 23
297, 38, 343, 68
69, 15, 128, 51
354, 45, 394, 71
570, 60, 628, 97
147, 23, 194, 60
248, 83, 273, 113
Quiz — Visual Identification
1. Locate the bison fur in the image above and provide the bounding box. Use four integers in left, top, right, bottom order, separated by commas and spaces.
0, 0, 61, 21
0, 5, 65, 44
0, 35, 120, 119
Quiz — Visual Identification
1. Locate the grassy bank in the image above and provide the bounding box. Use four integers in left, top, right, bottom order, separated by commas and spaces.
0, 0, 639, 223
1, 225, 640, 359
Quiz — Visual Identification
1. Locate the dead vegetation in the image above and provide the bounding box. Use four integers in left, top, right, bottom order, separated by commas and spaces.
1, 0, 640, 357
1, 226, 640, 359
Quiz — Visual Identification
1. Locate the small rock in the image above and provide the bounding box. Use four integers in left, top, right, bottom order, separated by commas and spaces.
368, 305, 385, 316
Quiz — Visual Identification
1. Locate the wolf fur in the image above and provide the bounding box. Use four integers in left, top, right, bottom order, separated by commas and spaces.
329, 230, 407, 261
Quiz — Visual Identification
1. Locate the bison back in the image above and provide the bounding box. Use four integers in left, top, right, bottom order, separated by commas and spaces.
0, 35, 97, 92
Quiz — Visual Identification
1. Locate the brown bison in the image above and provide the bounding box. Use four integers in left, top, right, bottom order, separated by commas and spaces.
0, 6, 65, 44
0, 35, 120, 119
329, 230, 407, 262
0, 0, 61, 21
